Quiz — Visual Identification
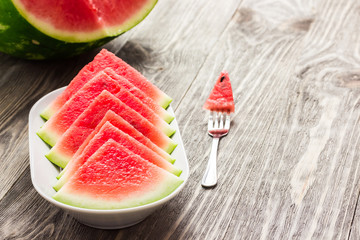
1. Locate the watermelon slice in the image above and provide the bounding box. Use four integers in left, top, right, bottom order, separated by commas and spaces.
0, 0, 157, 59
53, 139, 183, 210
104, 68, 174, 123
46, 90, 177, 168
37, 71, 175, 147
41, 49, 171, 119
55, 110, 174, 176
203, 71, 235, 113
37, 71, 121, 147
54, 122, 181, 191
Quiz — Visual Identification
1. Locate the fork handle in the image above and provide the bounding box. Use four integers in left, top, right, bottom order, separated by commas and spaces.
202, 137, 220, 187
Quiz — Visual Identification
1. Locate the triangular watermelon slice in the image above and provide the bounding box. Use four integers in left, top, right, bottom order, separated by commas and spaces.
203, 71, 235, 113
53, 139, 183, 210
37, 71, 121, 147
54, 122, 181, 191
56, 110, 174, 178
41, 49, 172, 120
37, 71, 175, 147
104, 68, 174, 123
46, 90, 177, 168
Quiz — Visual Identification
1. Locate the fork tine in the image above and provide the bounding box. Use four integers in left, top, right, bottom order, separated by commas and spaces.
219, 113, 224, 129
208, 112, 214, 130
214, 112, 219, 129
224, 113, 230, 129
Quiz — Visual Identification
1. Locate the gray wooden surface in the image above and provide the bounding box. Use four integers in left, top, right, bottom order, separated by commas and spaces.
1, 0, 360, 239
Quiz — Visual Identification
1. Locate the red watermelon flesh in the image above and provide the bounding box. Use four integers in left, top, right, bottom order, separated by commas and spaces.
46, 90, 177, 168
104, 68, 174, 123
37, 70, 175, 148
53, 122, 181, 191
54, 110, 175, 176
74, 110, 174, 164
41, 49, 171, 120
37, 71, 122, 147
13, 0, 156, 42
53, 139, 183, 210
203, 71, 235, 113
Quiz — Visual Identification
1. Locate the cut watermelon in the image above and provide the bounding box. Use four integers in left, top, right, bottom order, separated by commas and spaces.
37, 71, 121, 147
41, 49, 171, 119
0, 0, 157, 59
53, 139, 183, 210
46, 90, 177, 168
104, 68, 174, 123
203, 71, 235, 113
53, 122, 181, 191
55, 110, 174, 175
37, 71, 175, 147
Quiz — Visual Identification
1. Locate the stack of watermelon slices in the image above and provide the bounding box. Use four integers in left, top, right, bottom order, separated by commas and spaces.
36, 49, 183, 210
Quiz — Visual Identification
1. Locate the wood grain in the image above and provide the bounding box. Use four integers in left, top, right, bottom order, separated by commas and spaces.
1, 0, 360, 239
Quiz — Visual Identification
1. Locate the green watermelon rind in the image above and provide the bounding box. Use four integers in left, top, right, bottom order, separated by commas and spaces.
40, 107, 55, 121
159, 95, 172, 110
45, 149, 68, 169
53, 168, 184, 210
36, 128, 57, 147
0, 0, 157, 59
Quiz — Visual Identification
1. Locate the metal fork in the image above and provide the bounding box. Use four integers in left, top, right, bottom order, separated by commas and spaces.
201, 112, 231, 187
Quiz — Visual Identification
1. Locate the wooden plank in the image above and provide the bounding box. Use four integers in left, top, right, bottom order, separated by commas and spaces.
164, 0, 360, 239
350, 197, 360, 240
0, 0, 242, 202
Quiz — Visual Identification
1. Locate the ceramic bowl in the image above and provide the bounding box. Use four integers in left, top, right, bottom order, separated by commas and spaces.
28, 88, 189, 229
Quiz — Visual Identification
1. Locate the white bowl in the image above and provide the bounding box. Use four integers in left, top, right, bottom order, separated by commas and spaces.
28, 87, 189, 229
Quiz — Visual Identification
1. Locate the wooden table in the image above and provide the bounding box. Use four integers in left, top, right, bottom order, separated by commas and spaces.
1, 0, 360, 239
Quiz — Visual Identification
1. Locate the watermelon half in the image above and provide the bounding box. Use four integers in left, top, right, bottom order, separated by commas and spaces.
53, 122, 181, 191
203, 71, 235, 113
53, 139, 184, 210
0, 0, 157, 59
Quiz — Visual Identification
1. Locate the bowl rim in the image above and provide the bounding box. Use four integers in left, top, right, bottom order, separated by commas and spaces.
29, 87, 190, 214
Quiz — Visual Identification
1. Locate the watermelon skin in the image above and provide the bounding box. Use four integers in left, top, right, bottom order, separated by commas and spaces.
0, 1, 156, 59
46, 90, 177, 168
55, 110, 175, 177
53, 122, 181, 191
53, 140, 183, 210
203, 71, 235, 113
41, 49, 172, 119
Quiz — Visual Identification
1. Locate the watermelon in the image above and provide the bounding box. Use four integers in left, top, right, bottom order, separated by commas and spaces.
37, 71, 121, 147
37, 71, 175, 147
104, 68, 174, 123
53, 139, 183, 210
55, 110, 174, 176
40, 49, 172, 120
203, 71, 235, 113
46, 90, 177, 168
0, 0, 157, 59
53, 121, 181, 191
